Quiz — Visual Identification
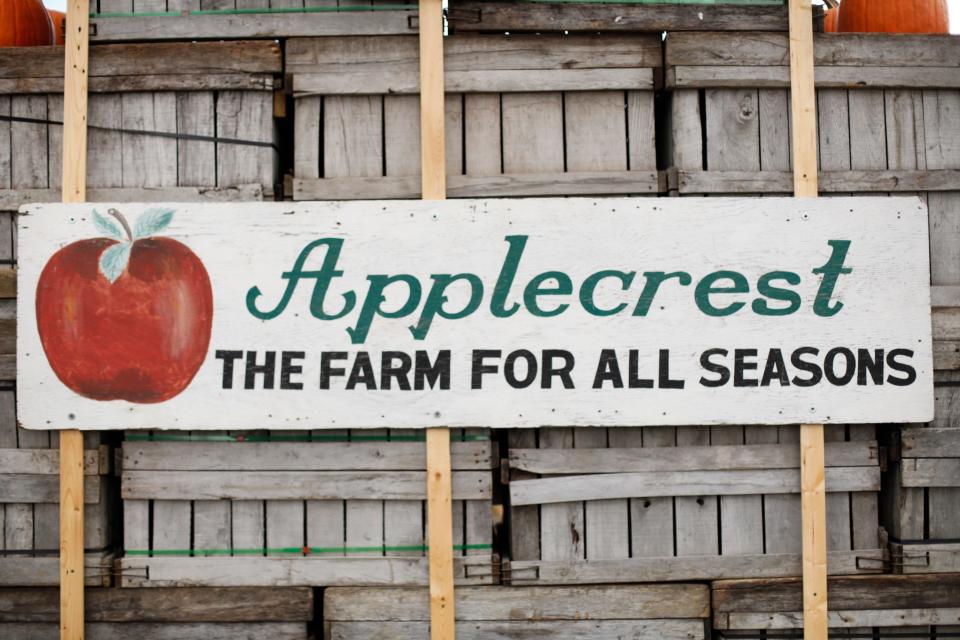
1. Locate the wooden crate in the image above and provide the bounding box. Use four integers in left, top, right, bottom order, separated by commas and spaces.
0, 398, 114, 586
712, 574, 960, 638
0, 40, 279, 211
886, 416, 960, 574
324, 584, 710, 639
666, 32, 960, 368
0, 586, 313, 639
289, 34, 662, 200
91, 1, 417, 42
505, 426, 884, 584
119, 430, 497, 587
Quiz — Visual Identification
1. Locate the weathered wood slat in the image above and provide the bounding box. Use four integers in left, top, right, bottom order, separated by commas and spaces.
509, 441, 877, 474
505, 550, 884, 585
675, 169, 960, 193
722, 609, 960, 630
119, 555, 496, 588
325, 620, 705, 640
669, 65, 960, 89
712, 574, 960, 613
324, 584, 709, 620
89, 12, 415, 42
122, 470, 492, 500
447, 2, 790, 32
0, 448, 99, 475
0, 622, 306, 640
892, 542, 960, 574
667, 32, 960, 68
0, 587, 313, 622
900, 458, 960, 488
294, 68, 652, 95
901, 427, 960, 458
286, 34, 662, 75
124, 441, 494, 471
0, 553, 112, 587
0, 475, 101, 504
0, 42, 280, 93
294, 171, 661, 200
510, 467, 880, 506
0, 185, 264, 211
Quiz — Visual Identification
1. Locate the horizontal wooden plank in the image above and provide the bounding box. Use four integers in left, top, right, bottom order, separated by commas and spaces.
0, 353, 14, 380
676, 170, 960, 194
0, 474, 101, 503
892, 543, 960, 574
0, 587, 313, 622
119, 556, 496, 588
327, 620, 704, 640
934, 308, 960, 340
0, 186, 264, 212
447, 3, 791, 32
0, 447, 99, 475
124, 441, 494, 472
0, 267, 13, 299
510, 467, 879, 506
712, 574, 960, 614
932, 286, 960, 308
902, 427, 960, 458
722, 608, 960, 631
509, 441, 877, 475
90, 12, 415, 43
0, 623, 306, 640
0, 554, 112, 587
122, 470, 491, 501
294, 68, 652, 95
324, 584, 710, 621
667, 32, 960, 68
900, 458, 960, 488
934, 339, 960, 370
669, 65, 960, 88
286, 34, 662, 75
0, 41, 280, 92
294, 172, 661, 200
505, 550, 884, 585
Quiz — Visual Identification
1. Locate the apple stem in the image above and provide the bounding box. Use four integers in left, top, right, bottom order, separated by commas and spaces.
107, 208, 134, 243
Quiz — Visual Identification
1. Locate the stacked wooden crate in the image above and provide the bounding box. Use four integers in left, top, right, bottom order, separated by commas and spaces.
324, 583, 710, 640
506, 426, 883, 584
0, 586, 314, 639
886, 412, 960, 575
120, 430, 497, 587
712, 574, 960, 638
662, 30, 960, 581
0, 39, 279, 587
289, 34, 662, 200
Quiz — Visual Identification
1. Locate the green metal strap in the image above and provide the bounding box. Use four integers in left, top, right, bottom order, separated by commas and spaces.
127, 543, 493, 556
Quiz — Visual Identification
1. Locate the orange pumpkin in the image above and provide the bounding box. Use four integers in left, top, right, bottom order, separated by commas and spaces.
48, 9, 65, 46
0, 0, 55, 47
838, 0, 949, 34
824, 5, 840, 33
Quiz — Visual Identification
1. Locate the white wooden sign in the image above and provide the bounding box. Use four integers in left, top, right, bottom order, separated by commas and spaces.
17, 197, 933, 430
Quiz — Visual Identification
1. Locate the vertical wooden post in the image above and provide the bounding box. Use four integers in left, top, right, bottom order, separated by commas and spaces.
60, 1, 90, 639
419, 2, 455, 640
788, 1, 828, 639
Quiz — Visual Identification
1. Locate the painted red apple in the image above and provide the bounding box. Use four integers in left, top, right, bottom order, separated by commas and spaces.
35, 208, 213, 403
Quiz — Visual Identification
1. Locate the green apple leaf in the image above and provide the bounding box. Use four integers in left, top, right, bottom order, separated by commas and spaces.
92, 209, 126, 241
99, 242, 132, 284
133, 208, 175, 240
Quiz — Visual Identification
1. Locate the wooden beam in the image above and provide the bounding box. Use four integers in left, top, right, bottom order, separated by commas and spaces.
789, 2, 827, 640
61, 1, 90, 639
419, 2, 455, 639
